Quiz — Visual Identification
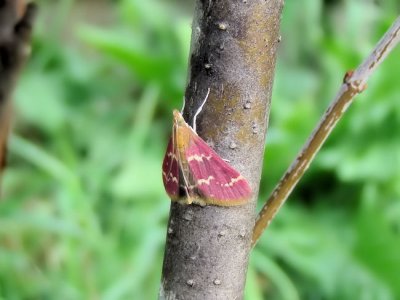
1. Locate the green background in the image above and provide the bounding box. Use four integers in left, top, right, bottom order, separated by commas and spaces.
1, 0, 400, 299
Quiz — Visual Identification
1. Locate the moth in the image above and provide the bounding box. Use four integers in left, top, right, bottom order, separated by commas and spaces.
162, 91, 252, 206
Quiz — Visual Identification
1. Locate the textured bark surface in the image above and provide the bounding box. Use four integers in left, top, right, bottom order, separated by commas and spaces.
0, 0, 36, 188
160, 0, 283, 299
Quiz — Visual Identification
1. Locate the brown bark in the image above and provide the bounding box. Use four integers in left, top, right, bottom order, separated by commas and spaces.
0, 0, 36, 188
160, 0, 283, 299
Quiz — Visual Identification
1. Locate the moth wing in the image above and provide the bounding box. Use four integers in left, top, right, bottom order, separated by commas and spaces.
185, 135, 252, 206
162, 137, 179, 200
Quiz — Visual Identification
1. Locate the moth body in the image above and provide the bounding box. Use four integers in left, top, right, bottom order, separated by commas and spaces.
162, 110, 252, 206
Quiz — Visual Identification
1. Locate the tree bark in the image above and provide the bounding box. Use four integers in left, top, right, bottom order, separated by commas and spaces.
0, 0, 36, 188
160, 1, 283, 299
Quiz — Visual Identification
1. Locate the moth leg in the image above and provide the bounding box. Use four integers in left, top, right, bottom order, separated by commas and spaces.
179, 175, 193, 204
165, 124, 177, 181
177, 152, 194, 205
184, 186, 193, 204
192, 88, 210, 132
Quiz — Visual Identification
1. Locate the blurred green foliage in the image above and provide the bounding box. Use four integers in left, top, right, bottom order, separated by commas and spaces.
0, 0, 399, 299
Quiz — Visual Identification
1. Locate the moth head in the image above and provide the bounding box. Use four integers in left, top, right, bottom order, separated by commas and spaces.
173, 110, 187, 127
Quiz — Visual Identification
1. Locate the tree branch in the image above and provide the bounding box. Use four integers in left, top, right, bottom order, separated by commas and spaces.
252, 16, 400, 246
160, 0, 283, 298
0, 0, 36, 188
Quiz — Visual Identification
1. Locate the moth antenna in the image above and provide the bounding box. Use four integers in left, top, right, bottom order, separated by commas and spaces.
180, 96, 186, 113
193, 88, 211, 132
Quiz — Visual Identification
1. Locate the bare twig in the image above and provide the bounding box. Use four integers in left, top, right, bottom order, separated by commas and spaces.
252, 16, 400, 247
0, 1, 36, 188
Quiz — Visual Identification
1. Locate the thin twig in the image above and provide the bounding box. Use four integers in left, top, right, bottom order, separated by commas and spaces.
252, 16, 400, 247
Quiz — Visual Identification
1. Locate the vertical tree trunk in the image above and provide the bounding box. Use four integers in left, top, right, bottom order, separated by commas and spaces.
160, 0, 283, 299
0, 0, 36, 188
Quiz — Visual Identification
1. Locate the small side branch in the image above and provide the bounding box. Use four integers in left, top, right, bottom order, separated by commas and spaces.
0, 1, 37, 188
252, 16, 400, 246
